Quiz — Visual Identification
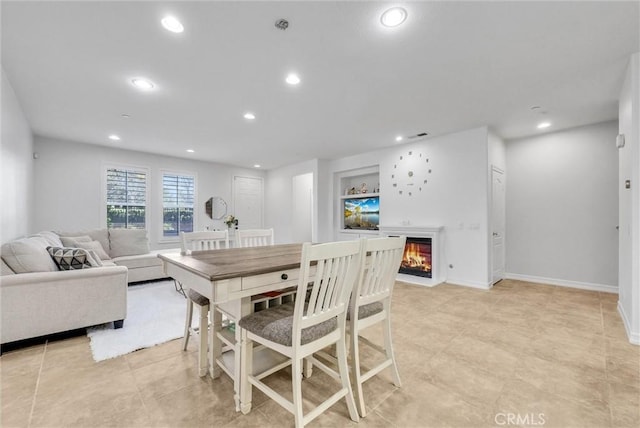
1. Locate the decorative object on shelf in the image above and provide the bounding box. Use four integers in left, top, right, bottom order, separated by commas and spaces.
391, 150, 432, 196
224, 214, 239, 229
360, 183, 368, 193
347, 187, 357, 195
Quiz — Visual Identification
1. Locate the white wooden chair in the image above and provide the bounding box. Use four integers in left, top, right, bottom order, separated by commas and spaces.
238, 239, 364, 428
236, 228, 274, 248
348, 236, 406, 417
180, 230, 230, 377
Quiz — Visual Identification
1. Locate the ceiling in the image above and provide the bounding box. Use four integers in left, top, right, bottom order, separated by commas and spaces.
2, 1, 638, 170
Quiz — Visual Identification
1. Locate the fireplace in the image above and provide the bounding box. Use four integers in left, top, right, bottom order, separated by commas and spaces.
399, 237, 432, 278
378, 225, 443, 287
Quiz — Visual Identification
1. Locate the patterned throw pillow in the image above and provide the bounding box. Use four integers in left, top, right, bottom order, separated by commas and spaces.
46, 246, 93, 271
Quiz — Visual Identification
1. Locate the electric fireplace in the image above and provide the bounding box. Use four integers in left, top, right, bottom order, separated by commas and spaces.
378, 225, 443, 287
399, 237, 432, 278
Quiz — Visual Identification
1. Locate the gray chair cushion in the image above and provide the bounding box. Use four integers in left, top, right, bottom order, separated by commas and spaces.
188, 289, 209, 306
347, 302, 383, 320
239, 302, 337, 347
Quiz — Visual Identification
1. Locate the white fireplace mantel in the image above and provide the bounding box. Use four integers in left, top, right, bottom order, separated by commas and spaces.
378, 225, 445, 287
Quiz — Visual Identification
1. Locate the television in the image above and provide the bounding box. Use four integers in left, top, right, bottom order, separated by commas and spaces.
343, 196, 380, 230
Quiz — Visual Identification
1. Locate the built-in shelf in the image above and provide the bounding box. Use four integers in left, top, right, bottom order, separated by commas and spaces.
336, 166, 380, 238
340, 192, 379, 199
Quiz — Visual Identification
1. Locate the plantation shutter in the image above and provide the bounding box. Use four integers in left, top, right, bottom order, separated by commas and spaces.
162, 173, 195, 237
106, 168, 147, 229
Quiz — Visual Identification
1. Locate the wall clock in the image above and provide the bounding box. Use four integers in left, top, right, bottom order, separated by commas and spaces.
390, 150, 432, 196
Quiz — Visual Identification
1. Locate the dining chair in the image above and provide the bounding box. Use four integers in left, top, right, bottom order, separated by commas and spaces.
238, 239, 364, 428
347, 235, 406, 417
235, 228, 274, 248
180, 230, 230, 377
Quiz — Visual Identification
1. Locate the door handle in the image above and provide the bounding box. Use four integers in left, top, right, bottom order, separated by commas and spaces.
493, 232, 499, 237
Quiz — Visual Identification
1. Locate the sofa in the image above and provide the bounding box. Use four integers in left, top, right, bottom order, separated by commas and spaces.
0, 229, 179, 345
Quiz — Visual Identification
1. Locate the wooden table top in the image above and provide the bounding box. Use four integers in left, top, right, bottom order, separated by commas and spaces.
158, 243, 304, 282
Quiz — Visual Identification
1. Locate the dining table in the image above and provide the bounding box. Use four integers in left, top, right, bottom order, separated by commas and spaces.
158, 243, 305, 409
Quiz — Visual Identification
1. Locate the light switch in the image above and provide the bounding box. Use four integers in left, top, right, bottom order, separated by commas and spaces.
625, 180, 631, 189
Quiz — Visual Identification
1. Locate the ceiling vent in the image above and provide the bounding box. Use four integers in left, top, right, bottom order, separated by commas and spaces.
275, 19, 289, 30
407, 132, 429, 139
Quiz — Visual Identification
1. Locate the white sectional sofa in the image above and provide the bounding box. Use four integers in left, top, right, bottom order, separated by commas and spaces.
0, 229, 179, 345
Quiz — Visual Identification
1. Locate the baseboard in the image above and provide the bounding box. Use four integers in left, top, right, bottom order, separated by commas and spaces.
505, 273, 618, 294
617, 302, 640, 345
446, 278, 492, 290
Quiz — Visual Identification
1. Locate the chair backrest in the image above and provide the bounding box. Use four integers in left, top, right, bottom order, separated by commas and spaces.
180, 230, 229, 255
351, 236, 406, 309
236, 228, 274, 248
292, 239, 365, 346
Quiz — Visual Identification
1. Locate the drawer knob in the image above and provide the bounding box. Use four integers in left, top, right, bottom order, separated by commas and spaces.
281, 273, 288, 280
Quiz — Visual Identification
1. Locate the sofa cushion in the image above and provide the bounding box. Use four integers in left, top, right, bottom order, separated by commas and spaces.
60, 236, 111, 260
32, 231, 64, 248
1, 259, 15, 275
109, 229, 150, 258
47, 247, 96, 270
112, 252, 164, 269
1, 237, 59, 273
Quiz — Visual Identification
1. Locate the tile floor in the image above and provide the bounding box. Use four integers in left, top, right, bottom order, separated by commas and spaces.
2, 280, 639, 428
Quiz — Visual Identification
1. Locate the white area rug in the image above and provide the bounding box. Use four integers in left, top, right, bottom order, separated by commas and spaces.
87, 280, 190, 362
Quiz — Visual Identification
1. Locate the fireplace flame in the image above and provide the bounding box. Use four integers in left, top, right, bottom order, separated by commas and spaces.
401, 243, 431, 272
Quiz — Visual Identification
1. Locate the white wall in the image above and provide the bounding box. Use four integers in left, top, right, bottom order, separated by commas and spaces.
505, 121, 619, 290
618, 53, 640, 344
33, 136, 264, 250
1, 68, 34, 242
326, 127, 492, 288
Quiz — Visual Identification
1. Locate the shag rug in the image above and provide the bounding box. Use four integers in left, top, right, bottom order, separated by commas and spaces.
87, 280, 190, 362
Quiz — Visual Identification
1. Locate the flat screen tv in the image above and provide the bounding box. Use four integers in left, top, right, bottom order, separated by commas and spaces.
343, 196, 379, 230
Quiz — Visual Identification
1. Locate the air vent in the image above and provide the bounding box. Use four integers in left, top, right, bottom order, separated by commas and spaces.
407, 132, 429, 139
275, 19, 289, 30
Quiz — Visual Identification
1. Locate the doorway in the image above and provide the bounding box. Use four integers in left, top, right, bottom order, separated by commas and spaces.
492, 167, 506, 284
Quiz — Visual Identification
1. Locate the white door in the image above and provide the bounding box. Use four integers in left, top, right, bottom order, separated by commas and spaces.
233, 176, 263, 229
492, 167, 506, 284
291, 173, 313, 242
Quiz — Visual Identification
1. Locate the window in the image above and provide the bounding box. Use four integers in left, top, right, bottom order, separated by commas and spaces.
106, 168, 147, 229
162, 173, 195, 237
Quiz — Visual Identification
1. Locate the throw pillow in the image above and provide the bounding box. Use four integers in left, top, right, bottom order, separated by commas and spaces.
46, 246, 93, 270
108, 229, 150, 258
60, 237, 111, 260
87, 250, 103, 266
55, 229, 110, 256
60, 235, 92, 247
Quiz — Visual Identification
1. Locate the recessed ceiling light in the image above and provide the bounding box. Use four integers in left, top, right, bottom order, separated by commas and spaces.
131, 78, 155, 90
381, 7, 407, 27
244, 112, 256, 120
285, 73, 301, 85
395, 136, 403, 142
186, 149, 195, 153
253, 164, 261, 168
161, 16, 184, 33
108, 134, 121, 141
537, 122, 551, 129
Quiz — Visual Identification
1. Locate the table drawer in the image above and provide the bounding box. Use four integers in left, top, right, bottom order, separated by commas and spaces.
242, 268, 299, 291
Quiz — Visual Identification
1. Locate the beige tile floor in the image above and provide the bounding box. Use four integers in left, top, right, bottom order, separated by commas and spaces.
2, 279, 639, 428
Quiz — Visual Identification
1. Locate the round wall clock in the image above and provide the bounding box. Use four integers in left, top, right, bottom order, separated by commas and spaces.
390, 150, 432, 196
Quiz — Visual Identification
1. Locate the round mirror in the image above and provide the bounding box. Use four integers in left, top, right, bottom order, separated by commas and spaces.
205, 197, 227, 220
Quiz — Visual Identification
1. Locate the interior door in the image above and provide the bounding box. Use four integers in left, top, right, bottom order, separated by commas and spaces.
233, 176, 263, 229
492, 167, 506, 284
